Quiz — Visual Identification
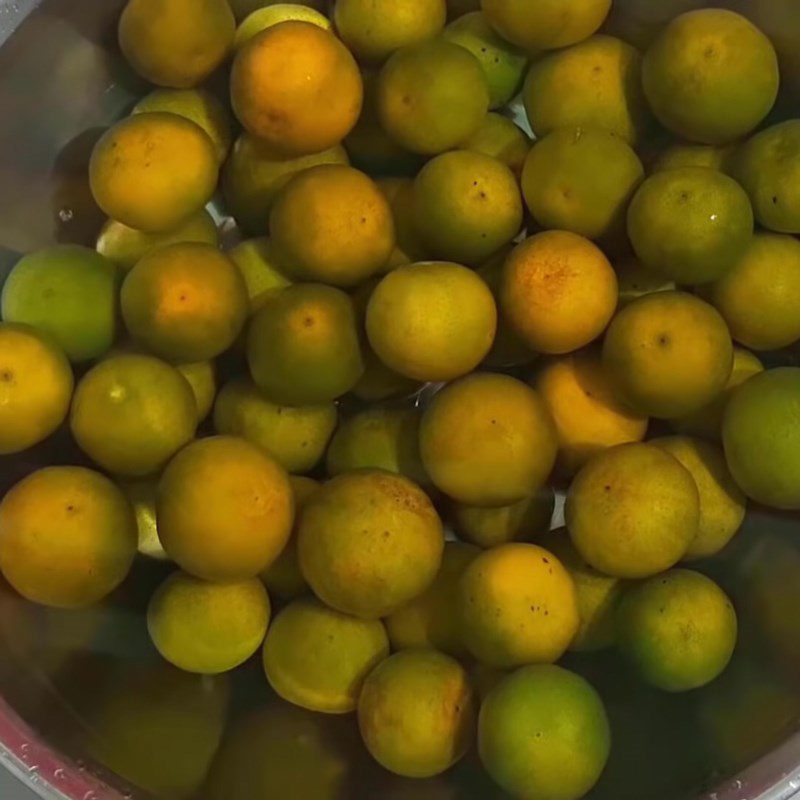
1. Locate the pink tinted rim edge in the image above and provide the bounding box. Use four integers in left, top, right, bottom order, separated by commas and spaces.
0, 696, 121, 800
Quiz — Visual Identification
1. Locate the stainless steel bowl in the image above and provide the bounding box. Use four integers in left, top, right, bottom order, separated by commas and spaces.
1, 2, 800, 799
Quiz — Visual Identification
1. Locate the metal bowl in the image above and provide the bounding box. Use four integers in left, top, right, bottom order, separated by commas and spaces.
1, 2, 800, 799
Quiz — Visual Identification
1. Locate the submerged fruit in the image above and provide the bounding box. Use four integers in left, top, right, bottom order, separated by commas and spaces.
523, 34, 653, 145
2, 245, 117, 363
420, 373, 557, 507
366, 262, 496, 382
413, 150, 523, 266
377, 39, 489, 155
501, 231, 618, 355
566, 442, 699, 578
521, 126, 644, 242
642, 9, 779, 144
70, 354, 197, 477
602, 291, 733, 419
326, 406, 428, 487
479, 665, 610, 800
0, 466, 137, 609
541, 530, 624, 652
214, 378, 337, 474
157, 436, 294, 580
235, 3, 331, 48
148, 571, 271, 674
247, 283, 364, 405
263, 597, 389, 713
451, 488, 555, 549
86, 662, 229, 800
0, 323, 73, 455
270, 164, 395, 287
729, 120, 800, 234
89, 113, 218, 233
482, 0, 612, 51
706, 233, 800, 351
653, 435, 746, 560
535, 351, 649, 476
627, 167, 753, 285
222, 134, 349, 235
96, 210, 219, 275
132, 88, 232, 163
335, 0, 447, 64
203, 701, 352, 800
119, 0, 235, 88
618, 569, 737, 691
722, 367, 800, 510
230, 21, 362, 156
444, 11, 528, 108
298, 470, 444, 619
121, 243, 248, 363
671, 347, 763, 441
358, 649, 475, 778
261, 475, 319, 600
460, 543, 580, 667
384, 541, 480, 658
227, 237, 295, 312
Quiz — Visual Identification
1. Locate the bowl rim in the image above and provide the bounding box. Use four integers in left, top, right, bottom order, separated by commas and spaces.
0, 1, 799, 799
0, 695, 119, 800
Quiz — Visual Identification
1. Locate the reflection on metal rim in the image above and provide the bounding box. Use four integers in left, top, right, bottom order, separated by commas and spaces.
0, 0, 41, 46
0, 696, 118, 800
700, 731, 800, 800
0, 1, 128, 796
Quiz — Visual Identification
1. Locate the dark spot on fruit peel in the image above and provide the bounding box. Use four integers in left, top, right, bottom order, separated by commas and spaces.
0, 370, 12, 382
658, 334, 669, 346
542, 557, 549, 564
304, 316, 314, 327
66, 505, 75, 512
773, 196, 779, 204
604, 485, 611, 492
